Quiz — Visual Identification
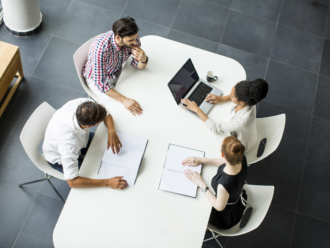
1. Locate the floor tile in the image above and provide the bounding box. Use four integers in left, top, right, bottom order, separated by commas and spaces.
325, 9, 330, 39
265, 60, 317, 113
203, 0, 233, 8
32, 37, 83, 92
123, 0, 181, 27
55, 1, 120, 44
222, 11, 276, 57
306, 116, 330, 168
231, 0, 282, 22
0, 181, 37, 248
39, 0, 71, 35
5, 76, 82, 128
172, 0, 229, 42
313, 76, 330, 120
271, 25, 323, 73
0, 26, 52, 76
38, 178, 71, 201
120, 15, 170, 38
319, 39, 330, 77
0, 122, 44, 191
257, 101, 311, 159
13, 194, 64, 248
203, 230, 227, 248
217, 44, 268, 80
226, 206, 295, 248
297, 163, 330, 222
247, 152, 303, 211
168, 30, 219, 53
279, 0, 328, 37
77, 0, 128, 13
291, 213, 330, 248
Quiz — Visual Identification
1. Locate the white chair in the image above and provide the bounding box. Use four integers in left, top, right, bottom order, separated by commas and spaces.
73, 36, 102, 103
204, 185, 274, 248
245, 114, 286, 165
19, 102, 66, 203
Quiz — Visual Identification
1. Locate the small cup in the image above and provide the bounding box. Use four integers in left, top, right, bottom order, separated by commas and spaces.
206, 71, 218, 83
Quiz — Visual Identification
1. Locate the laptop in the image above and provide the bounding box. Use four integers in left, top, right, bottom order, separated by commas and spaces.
168, 58, 223, 115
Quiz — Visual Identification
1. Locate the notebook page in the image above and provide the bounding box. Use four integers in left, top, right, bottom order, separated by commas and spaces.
98, 161, 138, 188
102, 131, 148, 171
159, 169, 198, 198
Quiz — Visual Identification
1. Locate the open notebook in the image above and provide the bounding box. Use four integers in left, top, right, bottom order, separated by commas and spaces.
159, 144, 205, 198
97, 131, 148, 187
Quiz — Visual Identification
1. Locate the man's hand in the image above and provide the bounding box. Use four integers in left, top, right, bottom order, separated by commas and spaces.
107, 131, 122, 154
123, 98, 143, 116
181, 98, 200, 113
131, 46, 147, 62
206, 94, 228, 104
106, 177, 128, 189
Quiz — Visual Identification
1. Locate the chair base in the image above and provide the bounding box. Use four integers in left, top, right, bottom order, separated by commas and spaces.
203, 229, 223, 248
19, 173, 66, 203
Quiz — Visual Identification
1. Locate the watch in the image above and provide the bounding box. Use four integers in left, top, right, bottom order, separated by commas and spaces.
142, 56, 148, 64
201, 187, 209, 193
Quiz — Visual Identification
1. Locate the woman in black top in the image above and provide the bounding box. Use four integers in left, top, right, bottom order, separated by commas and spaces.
183, 136, 248, 229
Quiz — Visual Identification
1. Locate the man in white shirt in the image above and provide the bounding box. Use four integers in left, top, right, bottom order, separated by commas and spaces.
43, 98, 127, 189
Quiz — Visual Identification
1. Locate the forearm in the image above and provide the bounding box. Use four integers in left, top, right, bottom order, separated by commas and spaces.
103, 114, 116, 133
105, 88, 126, 103
196, 109, 209, 122
200, 181, 218, 208
67, 177, 108, 188
222, 95, 231, 102
137, 61, 147, 69
202, 157, 226, 167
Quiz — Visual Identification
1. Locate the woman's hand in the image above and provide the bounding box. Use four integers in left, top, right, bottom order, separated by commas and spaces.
182, 157, 203, 167
184, 169, 206, 188
181, 98, 200, 113
206, 94, 227, 104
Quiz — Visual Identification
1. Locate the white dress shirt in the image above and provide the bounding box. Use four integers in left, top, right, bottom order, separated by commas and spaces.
43, 98, 92, 180
204, 105, 257, 152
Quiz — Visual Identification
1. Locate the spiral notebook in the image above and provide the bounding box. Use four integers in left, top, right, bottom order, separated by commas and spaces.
158, 144, 205, 198
97, 131, 148, 187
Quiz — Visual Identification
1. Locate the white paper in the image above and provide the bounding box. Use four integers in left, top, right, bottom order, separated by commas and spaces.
102, 132, 148, 171
98, 161, 138, 188
159, 144, 204, 198
159, 169, 198, 198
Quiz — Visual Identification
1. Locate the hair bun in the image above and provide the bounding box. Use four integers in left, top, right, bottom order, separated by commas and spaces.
231, 143, 244, 155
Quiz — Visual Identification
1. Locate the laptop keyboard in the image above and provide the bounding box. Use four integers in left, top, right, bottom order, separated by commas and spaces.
188, 82, 213, 107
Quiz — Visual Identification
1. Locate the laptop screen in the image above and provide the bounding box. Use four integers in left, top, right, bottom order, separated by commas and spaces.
168, 59, 199, 104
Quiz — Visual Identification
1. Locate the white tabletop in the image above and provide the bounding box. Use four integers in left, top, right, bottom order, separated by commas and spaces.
53, 36, 246, 248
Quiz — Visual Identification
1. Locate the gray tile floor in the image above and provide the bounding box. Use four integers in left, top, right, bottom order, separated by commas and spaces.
0, 0, 330, 247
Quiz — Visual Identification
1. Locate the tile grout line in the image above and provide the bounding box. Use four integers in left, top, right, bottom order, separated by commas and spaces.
73, 0, 122, 16
29, 75, 85, 94
264, 0, 284, 79
120, 0, 129, 15
262, 99, 313, 116
171, 28, 219, 45
40, 32, 83, 45
169, 0, 182, 30
11, 192, 39, 248
297, 211, 330, 224
217, 7, 231, 53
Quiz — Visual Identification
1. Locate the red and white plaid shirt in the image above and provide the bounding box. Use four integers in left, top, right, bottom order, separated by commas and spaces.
82, 30, 141, 93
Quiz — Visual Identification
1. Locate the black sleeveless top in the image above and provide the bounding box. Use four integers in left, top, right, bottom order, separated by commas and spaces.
208, 156, 248, 230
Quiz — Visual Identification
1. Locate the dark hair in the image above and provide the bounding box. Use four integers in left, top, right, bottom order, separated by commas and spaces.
76, 102, 107, 126
112, 16, 139, 38
221, 136, 245, 166
235, 78, 268, 106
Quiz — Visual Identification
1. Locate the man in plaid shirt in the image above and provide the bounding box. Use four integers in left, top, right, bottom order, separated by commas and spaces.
83, 17, 148, 116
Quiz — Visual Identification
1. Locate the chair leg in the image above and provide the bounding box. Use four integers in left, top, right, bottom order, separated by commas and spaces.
203, 230, 224, 248
47, 179, 66, 203
18, 177, 48, 187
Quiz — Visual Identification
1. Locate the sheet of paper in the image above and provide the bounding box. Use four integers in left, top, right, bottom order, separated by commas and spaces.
98, 161, 138, 188
164, 145, 204, 174
102, 131, 148, 171
159, 169, 198, 198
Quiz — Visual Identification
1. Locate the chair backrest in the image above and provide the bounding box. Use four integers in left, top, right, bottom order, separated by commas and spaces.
73, 36, 102, 103
20, 102, 65, 180
245, 114, 286, 164
208, 184, 274, 237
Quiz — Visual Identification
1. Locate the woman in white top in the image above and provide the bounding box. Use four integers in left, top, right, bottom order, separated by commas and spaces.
181, 79, 268, 152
